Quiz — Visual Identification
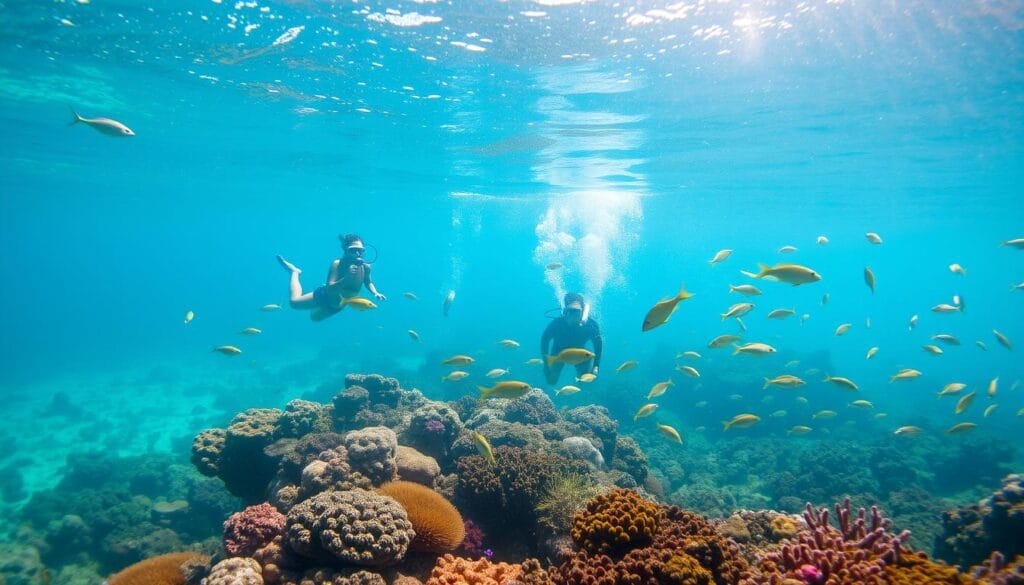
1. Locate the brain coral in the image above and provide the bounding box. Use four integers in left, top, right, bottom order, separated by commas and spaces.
570, 488, 663, 555
280, 568, 386, 585
285, 489, 413, 566
201, 557, 264, 585
425, 554, 523, 585
344, 427, 399, 486
299, 447, 372, 500
104, 552, 209, 585
224, 502, 287, 557
377, 480, 465, 553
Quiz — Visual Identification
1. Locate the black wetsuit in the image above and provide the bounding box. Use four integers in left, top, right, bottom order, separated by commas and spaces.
541, 317, 603, 382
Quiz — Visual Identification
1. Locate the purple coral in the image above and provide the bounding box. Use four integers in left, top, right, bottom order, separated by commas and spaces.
223, 502, 287, 556
458, 519, 486, 558
751, 498, 910, 584
424, 418, 445, 434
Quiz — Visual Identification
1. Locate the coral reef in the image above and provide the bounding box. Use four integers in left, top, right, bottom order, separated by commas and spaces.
344, 427, 399, 486
298, 447, 372, 502
536, 472, 606, 533
224, 503, 287, 557
395, 446, 441, 487
202, 557, 264, 585
971, 552, 1024, 584
104, 552, 209, 585
279, 400, 332, 438
936, 474, 1024, 569
284, 489, 414, 566
570, 488, 663, 555
425, 554, 522, 585
377, 481, 465, 553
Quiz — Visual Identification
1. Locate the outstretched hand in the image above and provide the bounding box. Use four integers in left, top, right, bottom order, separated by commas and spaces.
374, 292, 387, 302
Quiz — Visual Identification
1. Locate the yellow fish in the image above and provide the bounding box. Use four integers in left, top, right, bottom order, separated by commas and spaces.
755, 263, 822, 286
443, 355, 475, 366
441, 371, 470, 383
556, 385, 581, 396
976, 341, 988, 351
633, 403, 659, 421
485, 368, 509, 379
184, 310, 195, 325
849, 400, 874, 409
949, 263, 966, 275
647, 380, 674, 399
547, 347, 596, 366
729, 284, 762, 296
894, 426, 922, 437
408, 330, 420, 342
835, 323, 852, 336
932, 334, 961, 345
932, 303, 961, 314
938, 383, 967, 397
866, 347, 879, 360
577, 373, 597, 383
733, 342, 777, 356
723, 414, 760, 430
993, 329, 1013, 351
817, 235, 829, 245
677, 365, 700, 378
260, 303, 282, 312
865, 266, 877, 293
865, 232, 883, 244
812, 410, 838, 419
708, 334, 742, 348
1000, 237, 1024, 248
946, 422, 977, 435
770, 410, 788, 418
796, 396, 809, 404
642, 285, 696, 331
824, 375, 858, 391
678, 351, 702, 359
922, 344, 944, 356
616, 360, 639, 374
709, 249, 733, 265
778, 245, 798, 254
874, 413, 888, 419
472, 432, 495, 464
984, 404, 998, 418
721, 302, 755, 321
525, 358, 544, 366
657, 424, 683, 444
787, 426, 812, 435
403, 292, 419, 301
908, 314, 918, 330
767, 308, 796, 320
763, 375, 805, 389
890, 369, 922, 382
954, 391, 976, 415
213, 345, 242, 356
988, 378, 998, 397
236, 327, 260, 335
478, 381, 533, 400
339, 297, 377, 311
498, 339, 520, 348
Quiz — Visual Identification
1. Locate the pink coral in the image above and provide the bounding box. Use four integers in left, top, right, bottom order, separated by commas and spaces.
224, 502, 287, 556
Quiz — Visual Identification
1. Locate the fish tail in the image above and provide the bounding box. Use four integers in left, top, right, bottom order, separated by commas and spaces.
477, 385, 491, 398
763, 378, 770, 390
756, 263, 770, 278
722, 421, 731, 431
823, 373, 831, 383
69, 106, 82, 125
720, 313, 728, 321
677, 284, 694, 300
546, 354, 558, 366
732, 344, 741, 355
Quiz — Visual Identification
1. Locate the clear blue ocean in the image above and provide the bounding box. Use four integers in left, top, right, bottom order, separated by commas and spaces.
1, 1, 1022, 583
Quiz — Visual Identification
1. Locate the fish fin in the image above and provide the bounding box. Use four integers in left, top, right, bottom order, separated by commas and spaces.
732, 344, 741, 356
763, 378, 770, 390
546, 354, 558, 366
677, 284, 694, 300
69, 106, 82, 125
721, 421, 730, 431
720, 313, 728, 321
823, 373, 831, 383
756, 263, 770, 278
477, 385, 491, 398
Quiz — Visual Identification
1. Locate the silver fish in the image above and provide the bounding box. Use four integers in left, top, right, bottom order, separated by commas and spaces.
70, 109, 135, 137
443, 289, 456, 317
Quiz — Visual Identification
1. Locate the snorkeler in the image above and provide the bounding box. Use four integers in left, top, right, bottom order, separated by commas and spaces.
276, 234, 387, 321
541, 292, 603, 385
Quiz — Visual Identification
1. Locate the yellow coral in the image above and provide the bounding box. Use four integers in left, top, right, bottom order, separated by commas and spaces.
666, 553, 713, 585
377, 480, 465, 553
883, 551, 979, 584
104, 552, 208, 585
768, 515, 799, 540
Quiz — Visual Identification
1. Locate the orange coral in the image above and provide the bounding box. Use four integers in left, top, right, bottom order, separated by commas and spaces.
884, 551, 979, 584
570, 488, 663, 555
378, 480, 466, 553
425, 554, 523, 585
105, 552, 209, 585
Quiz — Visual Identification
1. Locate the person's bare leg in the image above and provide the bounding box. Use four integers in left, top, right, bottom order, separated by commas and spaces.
277, 255, 316, 308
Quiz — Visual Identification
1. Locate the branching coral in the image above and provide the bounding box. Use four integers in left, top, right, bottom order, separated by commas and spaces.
224, 502, 287, 557
536, 472, 606, 533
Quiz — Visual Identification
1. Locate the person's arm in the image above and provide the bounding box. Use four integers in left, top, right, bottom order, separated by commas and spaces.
590, 320, 603, 374
363, 265, 386, 301
540, 320, 557, 357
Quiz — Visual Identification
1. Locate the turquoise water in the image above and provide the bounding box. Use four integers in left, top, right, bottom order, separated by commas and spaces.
1, 0, 1023, 580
